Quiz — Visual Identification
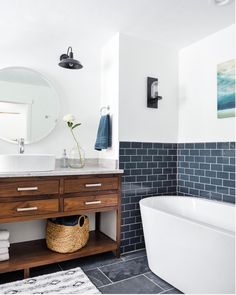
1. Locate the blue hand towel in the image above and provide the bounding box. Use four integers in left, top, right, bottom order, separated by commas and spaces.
95, 114, 112, 151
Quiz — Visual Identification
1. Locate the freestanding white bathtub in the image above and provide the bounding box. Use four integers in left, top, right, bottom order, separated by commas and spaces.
140, 196, 235, 294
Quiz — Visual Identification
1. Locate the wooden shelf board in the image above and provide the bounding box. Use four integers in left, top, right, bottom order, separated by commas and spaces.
0, 206, 117, 224
0, 231, 117, 274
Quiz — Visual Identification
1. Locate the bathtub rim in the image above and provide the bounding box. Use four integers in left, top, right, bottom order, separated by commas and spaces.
139, 196, 235, 236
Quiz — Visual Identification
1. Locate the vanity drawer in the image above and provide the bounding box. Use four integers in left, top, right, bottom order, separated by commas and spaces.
0, 180, 59, 198
0, 199, 59, 218
64, 176, 119, 193
64, 194, 118, 211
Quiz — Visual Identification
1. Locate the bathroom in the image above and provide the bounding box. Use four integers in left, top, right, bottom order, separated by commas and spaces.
0, 0, 235, 294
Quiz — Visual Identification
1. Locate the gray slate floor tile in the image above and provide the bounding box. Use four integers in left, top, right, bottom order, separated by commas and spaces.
162, 287, 183, 294
0, 251, 184, 294
99, 275, 163, 294
144, 271, 174, 290
100, 256, 150, 282
121, 249, 146, 261
84, 268, 111, 288
59, 252, 122, 271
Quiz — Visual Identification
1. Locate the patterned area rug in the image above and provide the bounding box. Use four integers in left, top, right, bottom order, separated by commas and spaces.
0, 267, 101, 294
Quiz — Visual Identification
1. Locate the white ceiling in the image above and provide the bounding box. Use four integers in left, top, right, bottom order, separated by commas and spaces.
0, 0, 234, 50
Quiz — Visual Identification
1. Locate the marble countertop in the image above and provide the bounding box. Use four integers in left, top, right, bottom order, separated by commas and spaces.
0, 165, 123, 178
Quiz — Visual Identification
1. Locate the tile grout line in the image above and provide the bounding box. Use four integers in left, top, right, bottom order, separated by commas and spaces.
82, 261, 122, 272
98, 258, 145, 272
159, 287, 176, 294
98, 273, 146, 289
85, 254, 147, 272
58, 264, 63, 271
143, 273, 165, 291
121, 248, 146, 258
96, 267, 113, 285
121, 254, 147, 262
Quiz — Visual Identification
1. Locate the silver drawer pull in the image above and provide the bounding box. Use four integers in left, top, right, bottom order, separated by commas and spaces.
17, 187, 38, 192
85, 201, 102, 205
17, 207, 38, 212
85, 183, 102, 188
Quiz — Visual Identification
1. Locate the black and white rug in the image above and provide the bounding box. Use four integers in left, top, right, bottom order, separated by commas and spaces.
0, 267, 101, 294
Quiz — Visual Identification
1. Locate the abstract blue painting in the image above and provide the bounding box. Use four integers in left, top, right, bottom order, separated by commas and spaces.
217, 59, 235, 119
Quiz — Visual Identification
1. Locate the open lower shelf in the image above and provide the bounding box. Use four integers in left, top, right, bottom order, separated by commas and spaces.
0, 231, 117, 274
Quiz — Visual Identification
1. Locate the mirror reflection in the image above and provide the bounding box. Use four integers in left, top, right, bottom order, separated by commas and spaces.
0, 67, 60, 144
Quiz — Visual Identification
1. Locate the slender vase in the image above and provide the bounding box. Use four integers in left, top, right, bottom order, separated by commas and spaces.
68, 128, 85, 168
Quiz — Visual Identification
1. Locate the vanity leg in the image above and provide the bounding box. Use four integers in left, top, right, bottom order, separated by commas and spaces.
95, 212, 101, 231
115, 248, 120, 258
116, 201, 121, 258
24, 268, 30, 279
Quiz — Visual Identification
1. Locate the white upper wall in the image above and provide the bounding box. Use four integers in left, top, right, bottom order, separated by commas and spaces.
100, 34, 120, 159
0, 1, 234, 154
0, 42, 101, 158
119, 34, 179, 143
178, 25, 235, 143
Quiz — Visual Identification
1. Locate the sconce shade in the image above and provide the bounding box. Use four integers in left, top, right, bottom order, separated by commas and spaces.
59, 58, 83, 69
59, 47, 83, 69
147, 77, 162, 109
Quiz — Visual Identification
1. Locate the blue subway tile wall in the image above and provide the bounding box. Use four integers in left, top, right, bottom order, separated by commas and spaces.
177, 142, 235, 204
119, 141, 235, 253
119, 142, 177, 253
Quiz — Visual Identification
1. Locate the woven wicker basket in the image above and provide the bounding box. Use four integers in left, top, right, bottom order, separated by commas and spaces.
46, 215, 89, 254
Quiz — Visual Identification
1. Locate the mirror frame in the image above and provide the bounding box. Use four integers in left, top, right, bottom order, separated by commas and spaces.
0, 66, 61, 144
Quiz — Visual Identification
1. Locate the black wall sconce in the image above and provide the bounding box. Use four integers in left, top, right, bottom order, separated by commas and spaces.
59, 47, 83, 69
147, 77, 162, 108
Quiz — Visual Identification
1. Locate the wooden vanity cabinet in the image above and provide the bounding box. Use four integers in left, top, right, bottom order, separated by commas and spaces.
0, 173, 121, 278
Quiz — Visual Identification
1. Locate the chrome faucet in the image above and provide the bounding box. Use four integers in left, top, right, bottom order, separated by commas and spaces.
18, 138, 25, 154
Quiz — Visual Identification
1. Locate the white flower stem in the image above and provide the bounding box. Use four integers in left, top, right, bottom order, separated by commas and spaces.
70, 128, 84, 166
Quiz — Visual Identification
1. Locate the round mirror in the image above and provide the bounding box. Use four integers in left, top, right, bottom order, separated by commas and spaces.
0, 67, 60, 144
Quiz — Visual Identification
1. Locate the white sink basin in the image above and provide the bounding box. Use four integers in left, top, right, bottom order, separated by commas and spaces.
0, 154, 55, 173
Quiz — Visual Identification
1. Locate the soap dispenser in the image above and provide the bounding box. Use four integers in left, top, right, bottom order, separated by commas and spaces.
60, 149, 69, 168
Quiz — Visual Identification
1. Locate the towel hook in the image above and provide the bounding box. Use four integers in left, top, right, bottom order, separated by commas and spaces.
100, 105, 110, 116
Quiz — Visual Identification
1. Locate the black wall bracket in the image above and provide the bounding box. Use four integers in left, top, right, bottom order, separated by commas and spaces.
147, 77, 162, 109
